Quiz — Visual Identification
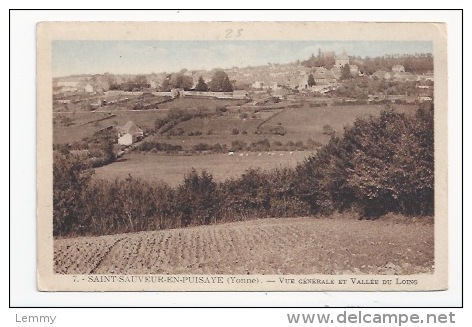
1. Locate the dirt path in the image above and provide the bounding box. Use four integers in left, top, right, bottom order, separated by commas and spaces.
89, 237, 127, 274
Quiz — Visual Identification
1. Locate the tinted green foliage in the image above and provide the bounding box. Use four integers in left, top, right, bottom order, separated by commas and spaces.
195, 76, 209, 91
53, 104, 434, 237
53, 153, 94, 236
297, 102, 434, 217
209, 70, 233, 92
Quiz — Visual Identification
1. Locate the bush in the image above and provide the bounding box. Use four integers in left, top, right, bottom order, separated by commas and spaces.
270, 125, 286, 136
188, 130, 202, 136
53, 153, 93, 236
248, 139, 271, 152
210, 143, 226, 153
176, 169, 219, 226
322, 124, 335, 137
240, 112, 249, 119
53, 104, 434, 237
193, 143, 210, 151
216, 106, 228, 115
232, 128, 240, 135
136, 141, 182, 153
297, 104, 434, 217
231, 140, 247, 151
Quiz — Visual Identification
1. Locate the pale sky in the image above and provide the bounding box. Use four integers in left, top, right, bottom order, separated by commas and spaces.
52, 40, 433, 77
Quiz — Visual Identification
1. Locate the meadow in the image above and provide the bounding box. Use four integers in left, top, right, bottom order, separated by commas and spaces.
54, 215, 434, 275
156, 97, 248, 110
93, 151, 313, 187
90, 102, 419, 186
259, 104, 418, 144
53, 110, 168, 144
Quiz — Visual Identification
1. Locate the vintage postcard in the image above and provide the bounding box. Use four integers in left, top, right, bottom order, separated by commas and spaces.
37, 21, 448, 291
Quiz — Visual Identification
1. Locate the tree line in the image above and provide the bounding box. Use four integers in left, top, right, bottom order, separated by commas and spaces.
302, 52, 433, 75
53, 102, 434, 237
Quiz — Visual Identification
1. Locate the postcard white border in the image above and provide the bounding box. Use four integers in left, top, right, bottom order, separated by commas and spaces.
9, 12, 460, 305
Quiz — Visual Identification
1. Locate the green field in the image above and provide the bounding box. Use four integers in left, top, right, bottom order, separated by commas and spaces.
93, 151, 313, 187
90, 103, 419, 185
53, 110, 168, 144
141, 103, 418, 151
259, 104, 419, 144
157, 97, 248, 110
52, 96, 250, 145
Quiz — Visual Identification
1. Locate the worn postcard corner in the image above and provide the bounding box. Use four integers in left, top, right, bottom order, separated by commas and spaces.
37, 21, 447, 293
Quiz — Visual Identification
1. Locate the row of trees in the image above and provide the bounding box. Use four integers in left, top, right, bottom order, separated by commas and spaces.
302, 52, 433, 75
159, 70, 234, 92
333, 77, 423, 99
53, 102, 434, 237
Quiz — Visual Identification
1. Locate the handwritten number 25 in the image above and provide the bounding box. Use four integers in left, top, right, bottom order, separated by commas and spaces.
225, 29, 243, 39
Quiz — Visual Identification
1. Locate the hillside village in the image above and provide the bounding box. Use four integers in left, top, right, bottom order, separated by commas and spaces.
52, 50, 434, 160
53, 51, 434, 106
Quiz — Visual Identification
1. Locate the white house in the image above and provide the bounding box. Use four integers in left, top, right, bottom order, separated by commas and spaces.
269, 82, 278, 90
252, 81, 263, 89
334, 52, 349, 68
117, 121, 144, 146
312, 67, 337, 84
84, 83, 94, 93
392, 64, 406, 73
349, 65, 359, 77
372, 70, 392, 80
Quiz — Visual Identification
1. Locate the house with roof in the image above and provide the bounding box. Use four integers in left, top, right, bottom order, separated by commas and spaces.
392, 64, 406, 73
331, 67, 342, 79
349, 65, 359, 77
252, 81, 263, 89
334, 52, 349, 68
418, 94, 433, 103
117, 121, 144, 146
393, 72, 417, 82
372, 70, 392, 80
417, 73, 434, 82
273, 88, 290, 99
312, 67, 337, 84
84, 83, 94, 93
297, 75, 310, 90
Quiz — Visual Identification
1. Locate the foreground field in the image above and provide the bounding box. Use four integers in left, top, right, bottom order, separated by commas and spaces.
93, 151, 313, 186
54, 216, 434, 275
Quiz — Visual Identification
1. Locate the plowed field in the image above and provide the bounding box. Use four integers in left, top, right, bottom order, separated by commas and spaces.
54, 217, 434, 275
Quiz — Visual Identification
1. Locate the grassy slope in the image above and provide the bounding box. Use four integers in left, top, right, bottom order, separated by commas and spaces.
93, 151, 313, 186
260, 104, 418, 144
53, 110, 168, 144
54, 216, 434, 275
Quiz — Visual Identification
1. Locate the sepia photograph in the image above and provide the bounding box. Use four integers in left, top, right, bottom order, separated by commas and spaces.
36, 21, 448, 291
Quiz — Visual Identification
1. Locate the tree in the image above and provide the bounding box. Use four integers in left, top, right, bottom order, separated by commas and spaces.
134, 75, 149, 88
195, 76, 209, 91
170, 73, 193, 90
209, 70, 233, 92
341, 63, 351, 80
161, 73, 193, 91
307, 74, 316, 87
222, 76, 233, 92
176, 169, 218, 226
161, 74, 172, 91
53, 154, 93, 236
